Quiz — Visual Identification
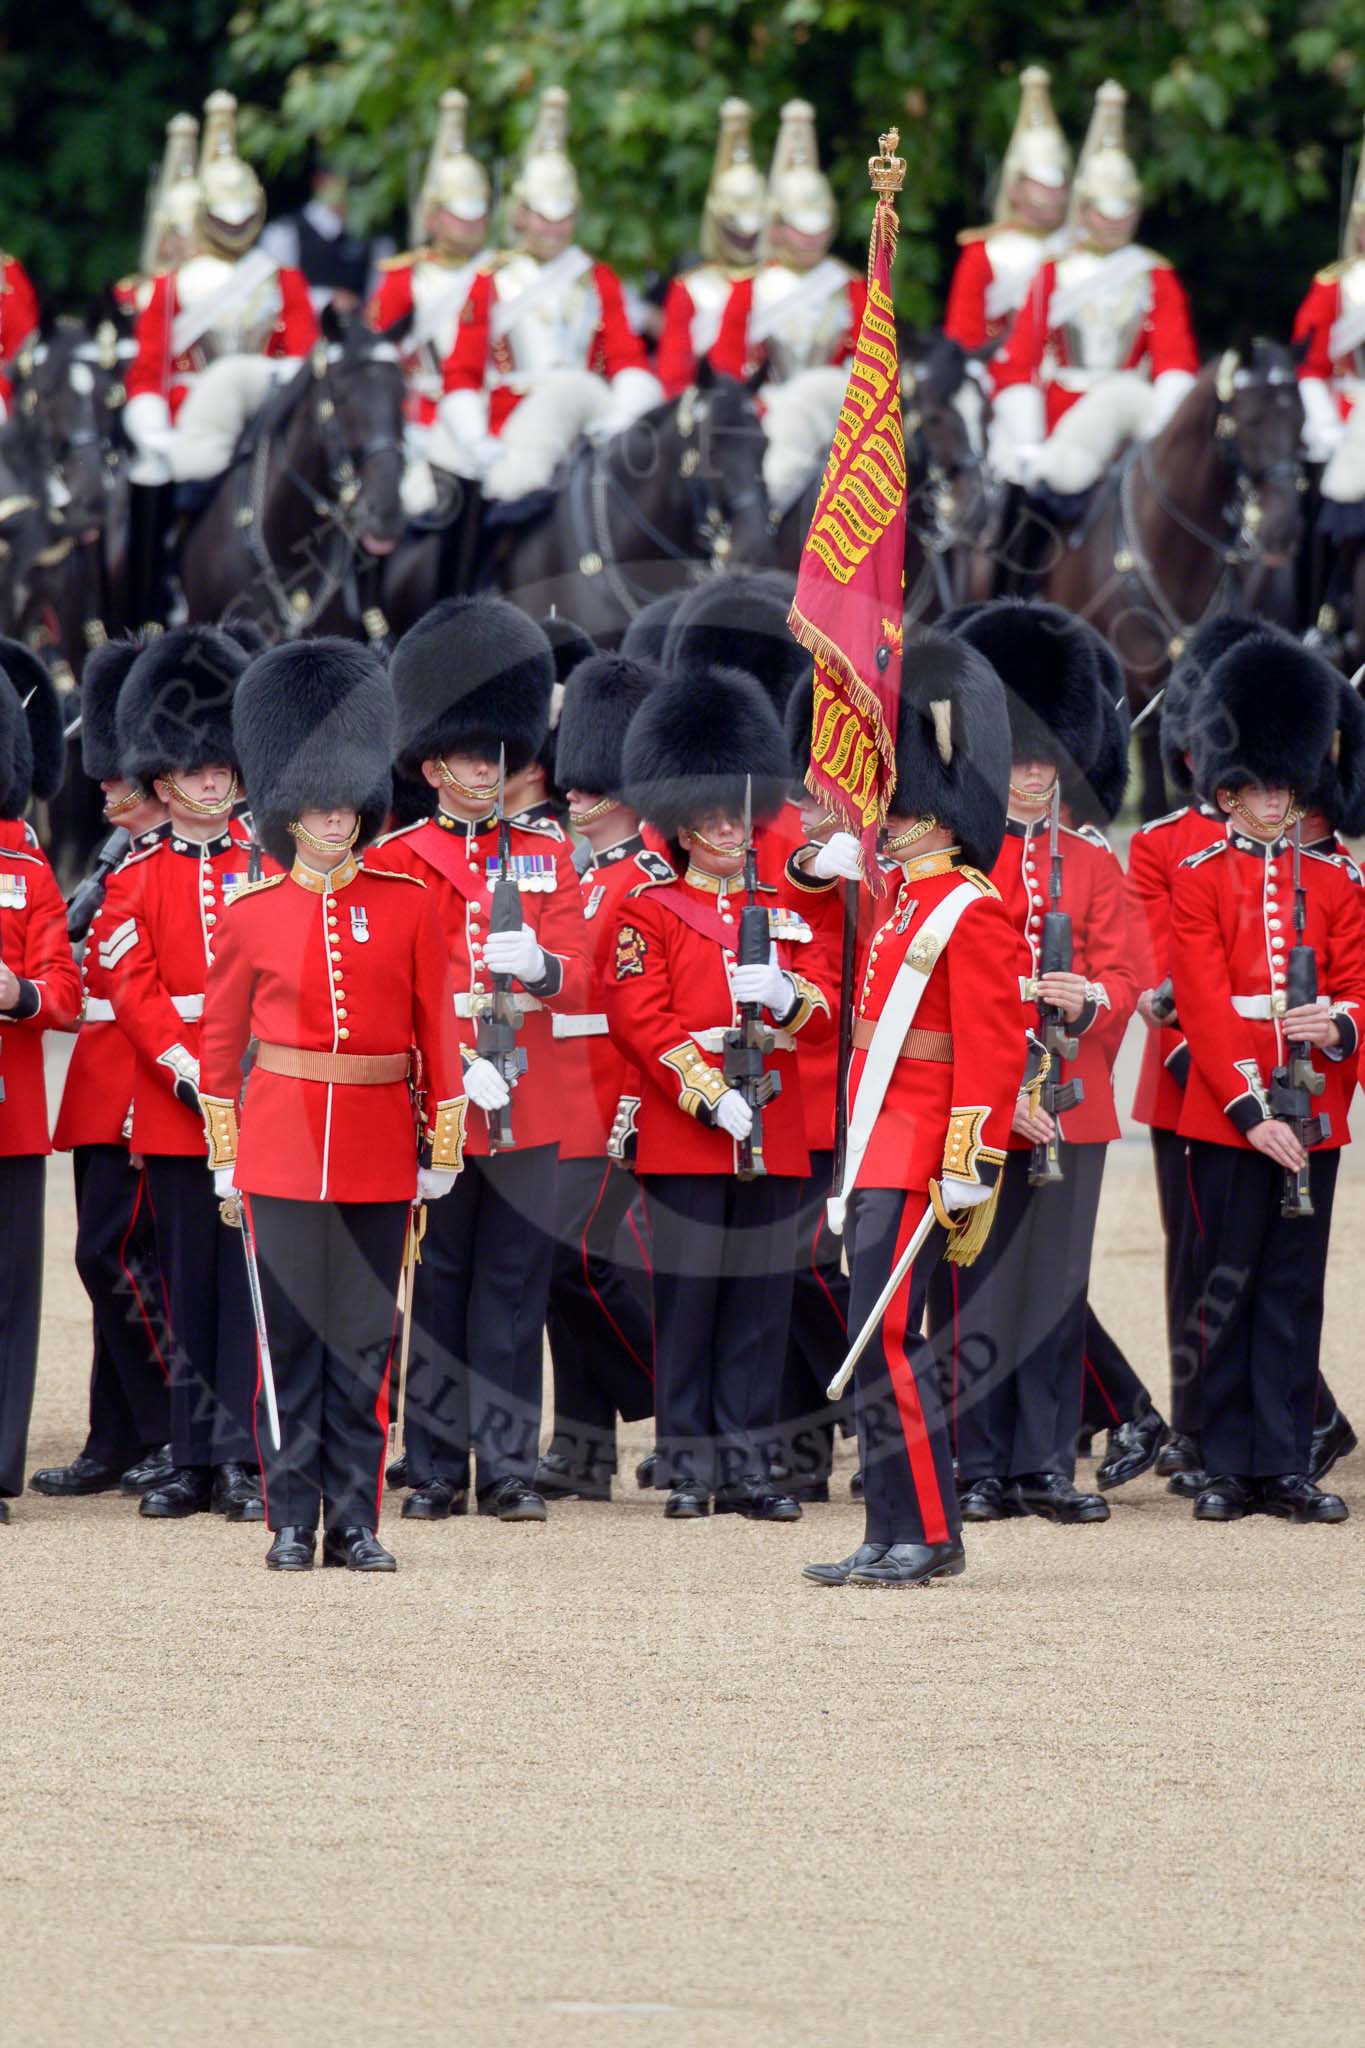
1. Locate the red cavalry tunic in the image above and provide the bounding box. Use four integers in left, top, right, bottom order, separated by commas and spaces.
845, 852, 1025, 1197
0, 254, 39, 417
553, 836, 666, 1161
92, 822, 260, 1157
992, 255, 1199, 430
991, 820, 1138, 1148
1292, 267, 1365, 419
1171, 829, 1365, 1150
692, 266, 865, 390
942, 229, 1051, 352
1126, 803, 1225, 1130
126, 262, 319, 418
0, 843, 81, 1157
604, 862, 834, 1179
441, 257, 647, 436
198, 852, 464, 1203
367, 808, 591, 1155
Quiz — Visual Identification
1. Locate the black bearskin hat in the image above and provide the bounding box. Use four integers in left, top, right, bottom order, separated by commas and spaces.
784, 672, 816, 786
117, 625, 246, 786
389, 595, 554, 777
80, 637, 146, 783
662, 574, 811, 716
892, 632, 1011, 873
232, 639, 395, 869
1160, 614, 1265, 795
539, 612, 597, 686
0, 639, 64, 805
948, 599, 1112, 816
620, 589, 685, 666
0, 672, 33, 821
1076, 633, 1130, 827
555, 653, 664, 799
622, 664, 789, 839
1313, 675, 1365, 836
1189, 632, 1341, 800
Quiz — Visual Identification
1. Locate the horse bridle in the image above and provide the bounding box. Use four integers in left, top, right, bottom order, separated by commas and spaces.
902, 368, 990, 610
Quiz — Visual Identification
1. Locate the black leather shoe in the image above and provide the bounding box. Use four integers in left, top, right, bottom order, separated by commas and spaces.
802, 1542, 889, 1585
850, 1468, 864, 1500
958, 1475, 1016, 1521
635, 1452, 658, 1490
664, 1487, 709, 1519
1009, 1472, 1110, 1523
400, 1477, 468, 1520
534, 1448, 612, 1501
714, 1482, 802, 1522
385, 1452, 410, 1490
1254, 1473, 1349, 1523
212, 1463, 265, 1521
265, 1526, 316, 1571
1309, 1410, 1358, 1484
120, 1444, 173, 1495
322, 1526, 396, 1571
139, 1466, 214, 1518
0, 1500, 10, 1524
30, 1453, 122, 1497
847, 1540, 967, 1586
1076, 1430, 1096, 1458
1166, 1468, 1209, 1500
1096, 1411, 1168, 1491
1155, 1432, 1202, 1479
1193, 1475, 1255, 1521
476, 1477, 548, 1522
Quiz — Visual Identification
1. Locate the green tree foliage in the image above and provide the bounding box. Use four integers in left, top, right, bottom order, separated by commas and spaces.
12, 2, 1365, 338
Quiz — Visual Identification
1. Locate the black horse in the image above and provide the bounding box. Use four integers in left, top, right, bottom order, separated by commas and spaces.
381, 363, 774, 641
181, 322, 407, 645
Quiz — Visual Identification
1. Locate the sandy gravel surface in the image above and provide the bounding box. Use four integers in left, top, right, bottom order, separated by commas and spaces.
3, 1120, 1361, 2047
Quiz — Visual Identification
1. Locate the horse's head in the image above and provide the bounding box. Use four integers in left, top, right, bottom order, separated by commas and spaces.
901, 332, 993, 552
302, 322, 407, 556
1212, 340, 1305, 569
662, 364, 773, 570
12, 322, 119, 543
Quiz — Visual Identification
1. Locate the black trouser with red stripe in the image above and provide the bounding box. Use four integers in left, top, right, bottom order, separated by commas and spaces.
847, 1188, 958, 1548
72, 1145, 169, 1470
933, 1145, 1105, 1482
144, 1154, 256, 1468
546, 1155, 655, 1482
770, 1148, 854, 1486
0, 1156, 45, 1499
1078, 1306, 1154, 1437
1185, 1141, 1338, 1479
642, 1172, 800, 1494
403, 1145, 559, 1492
248, 1194, 408, 1534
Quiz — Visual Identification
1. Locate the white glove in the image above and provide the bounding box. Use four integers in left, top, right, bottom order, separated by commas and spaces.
1301, 377, 1345, 464
124, 391, 176, 486
434, 388, 497, 479
483, 924, 547, 985
594, 365, 665, 437
463, 1056, 512, 1112
809, 831, 863, 881
988, 381, 1046, 487
715, 1089, 754, 1140
1145, 368, 1197, 437
416, 1166, 456, 1203
731, 946, 794, 1018
940, 1177, 992, 1211
212, 1166, 237, 1199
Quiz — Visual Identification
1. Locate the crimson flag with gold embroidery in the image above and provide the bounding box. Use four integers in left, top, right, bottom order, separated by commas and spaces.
787, 190, 906, 892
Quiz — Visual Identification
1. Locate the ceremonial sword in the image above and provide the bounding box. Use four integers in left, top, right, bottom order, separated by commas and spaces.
221, 1192, 282, 1453
388, 1203, 428, 1464
826, 1200, 940, 1401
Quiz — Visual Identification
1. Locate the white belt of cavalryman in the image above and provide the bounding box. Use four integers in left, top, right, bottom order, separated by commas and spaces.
83, 994, 202, 1023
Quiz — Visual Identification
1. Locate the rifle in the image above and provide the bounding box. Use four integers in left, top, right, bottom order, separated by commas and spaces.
475, 744, 528, 1151
65, 826, 132, 943
1027, 784, 1084, 1187
1268, 816, 1329, 1218
722, 775, 781, 1179
1148, 976, 1177, 1025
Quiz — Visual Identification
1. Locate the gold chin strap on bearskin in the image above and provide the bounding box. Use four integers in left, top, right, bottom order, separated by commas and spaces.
883, 815, 938, 856
436, 759, 499, 807
1224, 792, 1299, 842
165, 771, 239, 817
289, 816, 362, 856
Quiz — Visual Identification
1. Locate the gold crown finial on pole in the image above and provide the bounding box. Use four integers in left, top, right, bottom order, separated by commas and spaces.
869, 129, 905, 197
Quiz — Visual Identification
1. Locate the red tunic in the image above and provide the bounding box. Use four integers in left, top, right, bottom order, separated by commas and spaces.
1126, 803, 1225, 1129
990, 821, 1138, 1147
846, 853, 1026, 1196
702, 269, 866, 387
1171, 830, 1365, 1150
92, 823, 261, 1157
198, 854, 463, 1203
0, 255, 39, 416
53, 830, 171, 1153
553, 837, 663, 1161
1291, 272, 1364, 418
0, 843, 81, 1157
367, 810, 591, 1155
604, 864, 834, 1179
442, 259, 647, 435
992, 257, 1199, 430
126, 263, 319, 417
942, 235, 1049, 352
